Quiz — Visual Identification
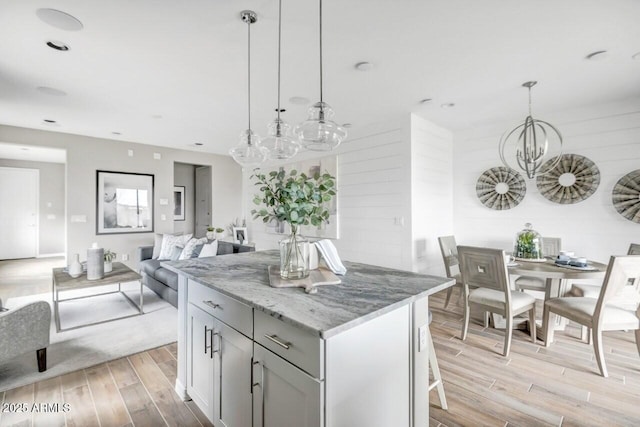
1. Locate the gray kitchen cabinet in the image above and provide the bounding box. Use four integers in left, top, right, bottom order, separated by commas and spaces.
186, 303, 215, 421
252, 343, 322, 427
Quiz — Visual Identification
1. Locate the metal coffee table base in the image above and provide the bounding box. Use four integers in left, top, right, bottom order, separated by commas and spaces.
53, 281, 143, 332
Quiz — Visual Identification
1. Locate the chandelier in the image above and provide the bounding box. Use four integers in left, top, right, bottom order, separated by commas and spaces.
229, 11, 268, 168
498, 81, 562, 179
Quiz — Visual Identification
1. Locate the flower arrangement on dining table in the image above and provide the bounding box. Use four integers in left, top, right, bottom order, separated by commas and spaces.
251, 168, 336, 279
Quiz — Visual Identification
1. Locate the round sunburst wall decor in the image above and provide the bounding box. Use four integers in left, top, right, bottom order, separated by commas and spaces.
612, 169, 640, 223
536, 154, 600, 204
476, 167, 526, 210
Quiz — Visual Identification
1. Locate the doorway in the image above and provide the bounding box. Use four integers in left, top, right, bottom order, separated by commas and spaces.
0, 167, 38, 259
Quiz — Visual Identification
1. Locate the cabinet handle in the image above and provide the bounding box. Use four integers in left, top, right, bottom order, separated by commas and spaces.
203, 300, 221, 310
204, 326, 212, 355
252, 360, 264, 427
264, 334, 291, 350
211, 331, 221, 359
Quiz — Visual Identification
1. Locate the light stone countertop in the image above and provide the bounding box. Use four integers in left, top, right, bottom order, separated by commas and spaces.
162, 250, 454, 339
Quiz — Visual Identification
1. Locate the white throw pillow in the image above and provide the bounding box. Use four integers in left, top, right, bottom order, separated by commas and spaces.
179, 237, 208, 260
158, 233, 192, 260
198, 240, 219, 258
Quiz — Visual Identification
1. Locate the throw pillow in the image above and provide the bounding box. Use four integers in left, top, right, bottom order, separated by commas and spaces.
170, 245, 183, 261
192, 243, 205, 258
152, 233, 164, 259
198, 240, 219, 258
158, 233, 193, 260
179, 237, 208, 260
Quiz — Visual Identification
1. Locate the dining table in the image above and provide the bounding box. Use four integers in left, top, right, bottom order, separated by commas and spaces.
507, 257, 608, 339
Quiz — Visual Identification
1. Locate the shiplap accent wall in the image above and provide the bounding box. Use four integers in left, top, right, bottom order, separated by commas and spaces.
246, 118, 415, 271
410, 115, 454, 275
453, 100, 640, 264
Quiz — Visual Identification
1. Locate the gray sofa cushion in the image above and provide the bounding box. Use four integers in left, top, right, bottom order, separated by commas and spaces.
154, 268, 178, 291
140, 259, 162, 279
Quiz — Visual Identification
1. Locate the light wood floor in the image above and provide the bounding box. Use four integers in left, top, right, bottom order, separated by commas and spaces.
0, 343, 212, 427
1, 285, 639, 426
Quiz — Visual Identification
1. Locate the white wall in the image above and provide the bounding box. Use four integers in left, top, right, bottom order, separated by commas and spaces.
453, 99, 640, 264
246, 117, 415, 271
0, 125, 243, 269
410, 115, 454, 275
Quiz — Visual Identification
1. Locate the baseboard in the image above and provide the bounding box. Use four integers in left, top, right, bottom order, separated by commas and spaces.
37, 253, 65, 258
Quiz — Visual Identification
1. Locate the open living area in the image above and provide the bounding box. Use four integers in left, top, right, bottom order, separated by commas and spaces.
1, 1, 639, 426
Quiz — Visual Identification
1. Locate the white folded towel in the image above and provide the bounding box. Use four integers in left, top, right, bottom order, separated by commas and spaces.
314, 239, 347, 275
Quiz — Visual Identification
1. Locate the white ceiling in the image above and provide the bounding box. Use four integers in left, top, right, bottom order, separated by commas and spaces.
0, 0, 639, 157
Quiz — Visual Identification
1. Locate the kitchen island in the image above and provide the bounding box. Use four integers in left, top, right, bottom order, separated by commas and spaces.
163, 250, 454, 427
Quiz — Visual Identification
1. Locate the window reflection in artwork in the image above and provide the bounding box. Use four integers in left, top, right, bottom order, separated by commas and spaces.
97, 170, 154, 234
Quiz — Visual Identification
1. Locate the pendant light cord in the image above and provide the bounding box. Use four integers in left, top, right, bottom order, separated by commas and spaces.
528, 86, 532, 116
319, 0, 323, 103
247, 17, 252, 132
276, 0, 282, 120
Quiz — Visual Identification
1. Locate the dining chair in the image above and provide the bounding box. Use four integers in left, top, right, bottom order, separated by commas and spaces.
542, 255, 640, 377
438, 236, 463, 309
427, 311, 447, 410
514, 237, 561, 292
458, 246, 537, 356
569, 243, 640, 342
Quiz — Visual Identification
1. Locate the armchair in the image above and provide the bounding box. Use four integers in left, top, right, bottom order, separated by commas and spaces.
0, 301, 51, 372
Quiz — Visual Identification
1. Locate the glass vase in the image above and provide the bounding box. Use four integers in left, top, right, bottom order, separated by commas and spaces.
279, 229, 309, 280
514, 222, 544, 259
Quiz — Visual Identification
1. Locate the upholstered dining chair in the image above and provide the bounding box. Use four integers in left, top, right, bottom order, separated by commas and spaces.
0, 301, 51, 372
515, 237, 562, 292
438, 236, 463, 309
458, 246, 537, 356
542, 255, 640, 377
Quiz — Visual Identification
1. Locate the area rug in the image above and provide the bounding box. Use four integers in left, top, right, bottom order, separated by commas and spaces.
0, 283, 177, 392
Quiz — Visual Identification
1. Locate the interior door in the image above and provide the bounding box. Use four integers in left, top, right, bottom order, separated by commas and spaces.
0, 167, 38, 259
195, 166, 211, 238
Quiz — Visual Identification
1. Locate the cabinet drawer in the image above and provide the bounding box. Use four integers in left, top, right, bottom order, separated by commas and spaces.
188, 279, 252, 337
254, 310, 323, 379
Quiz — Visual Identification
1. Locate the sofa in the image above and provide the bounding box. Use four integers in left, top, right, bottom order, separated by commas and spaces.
0, 300, 51, 372
137, 240, 255, 308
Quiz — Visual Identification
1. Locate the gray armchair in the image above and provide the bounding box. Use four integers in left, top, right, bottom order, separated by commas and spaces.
0, 301, 51, 372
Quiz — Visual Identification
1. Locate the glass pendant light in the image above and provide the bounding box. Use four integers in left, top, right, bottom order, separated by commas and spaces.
294, 0, 347, 151
229, 10, 267, 168
261, 0, 299, 160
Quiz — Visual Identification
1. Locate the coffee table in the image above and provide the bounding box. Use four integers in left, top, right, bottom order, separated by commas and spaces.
52, 262, 143, 332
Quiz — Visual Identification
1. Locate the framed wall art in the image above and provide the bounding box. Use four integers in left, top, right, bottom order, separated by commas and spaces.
96, 170, 154, 234
173, 186, 185, 221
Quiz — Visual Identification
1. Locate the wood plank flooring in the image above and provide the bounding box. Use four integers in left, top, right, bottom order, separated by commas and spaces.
0, 343, 212, 427
1, 287, 639, 426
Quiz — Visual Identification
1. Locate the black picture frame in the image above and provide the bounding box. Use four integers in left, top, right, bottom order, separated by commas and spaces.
96, 170, 154, 235
174, 186, 185, 221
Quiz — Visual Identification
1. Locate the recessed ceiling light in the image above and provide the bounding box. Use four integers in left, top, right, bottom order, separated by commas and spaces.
43, 119, 57, 123
195, 142, 204, 146
20, 147, 30, 151
151, 114, 163, 119
419, 98, 432, 104
36, 86, 67, 96
342, 123, 352, 128
289, 96, 310, 105
440, 103, 455, 109
355, 62, 373, 71
43, 119, 59, 127
112, 131, 122, 135
585, 50, 609, 61
36, 9, 84, 31
632, 51, 640, 60
46, 40, 70, 51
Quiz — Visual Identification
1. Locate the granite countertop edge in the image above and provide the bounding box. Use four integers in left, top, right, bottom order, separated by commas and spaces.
162, 252, 454, 339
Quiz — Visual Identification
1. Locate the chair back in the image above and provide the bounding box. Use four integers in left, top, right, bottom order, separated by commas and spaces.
628, 243, 640, 255
594, 255, 640, 322
438, 236, 460, 278
457, 246, 511, 297
542, 237, 561, 258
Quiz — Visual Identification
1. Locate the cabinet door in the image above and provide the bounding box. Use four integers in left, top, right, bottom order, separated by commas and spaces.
187, 304, 215, 422
252, 344, 322, 427
214, 318, 253, 427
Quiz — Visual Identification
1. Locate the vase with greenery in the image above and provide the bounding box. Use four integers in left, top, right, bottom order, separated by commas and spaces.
514, 223, 543, 259
251, 168, 336, 279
